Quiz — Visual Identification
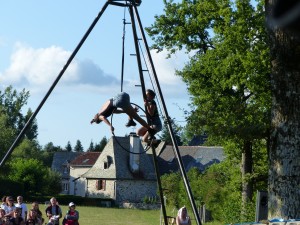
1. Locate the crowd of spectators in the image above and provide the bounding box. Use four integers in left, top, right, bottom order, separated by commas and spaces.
0, 196, 79, 225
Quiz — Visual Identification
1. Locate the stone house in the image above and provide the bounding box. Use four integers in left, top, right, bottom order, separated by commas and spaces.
81, 134, 158, 206
69, 152, 101, 197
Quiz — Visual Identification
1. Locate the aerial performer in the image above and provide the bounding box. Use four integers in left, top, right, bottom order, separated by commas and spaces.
126, 89, 162, 142
90, 92, 156, 138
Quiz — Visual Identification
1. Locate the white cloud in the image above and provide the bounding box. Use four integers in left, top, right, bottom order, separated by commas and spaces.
0, 43, 192, 100
151, 49, 190, 85
1, 43, 73, 86
0, 43, 120, 93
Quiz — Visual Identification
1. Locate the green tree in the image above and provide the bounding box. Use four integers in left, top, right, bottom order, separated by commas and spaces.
0, 86, 38, 168
146, 0, 270, 218
0, 111, 16, 161
74, 140, 84, 152
87, 141, 94, 152
94, 137, 108, 152
159, 118, 183, 145
65, 141, 72, 152
8, 158, 61, 195
161, 172, 181, 208
11, 138, 41, 160
43, 142, 62, 152
0, 86, 38, 141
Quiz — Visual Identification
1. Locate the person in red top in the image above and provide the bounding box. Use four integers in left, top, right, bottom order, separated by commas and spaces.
63, 203, 79, 225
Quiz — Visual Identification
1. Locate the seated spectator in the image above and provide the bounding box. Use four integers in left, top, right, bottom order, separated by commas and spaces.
1, 196, 7, 209
45, 198, 62, 225
0, 208, 6, 224
64, 202, 79, 225
2, 197, 15, 218
15, 197, 27, 222
30, 202, 43, 224
26, 210, 41, 225
9, 208, 24, 225
2, 215, 12, 225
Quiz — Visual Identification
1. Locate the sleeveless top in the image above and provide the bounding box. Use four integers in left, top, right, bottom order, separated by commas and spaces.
100, 104, 116, 118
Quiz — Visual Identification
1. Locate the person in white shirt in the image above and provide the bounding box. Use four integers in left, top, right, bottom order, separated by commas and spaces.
15, 196, 27, 221
176, 206, 191, 225
2, 196, 16, 218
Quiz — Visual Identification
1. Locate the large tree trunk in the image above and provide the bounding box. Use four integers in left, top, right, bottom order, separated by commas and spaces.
241, 140, 253, 219
266, 0, 300, 219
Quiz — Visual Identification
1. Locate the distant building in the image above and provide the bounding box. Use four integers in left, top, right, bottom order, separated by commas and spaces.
157, 145, 225, 175
51, 151, 83, 194
82, 135, 158, 206
69, 152, 101, 197
51, 136, 224, 205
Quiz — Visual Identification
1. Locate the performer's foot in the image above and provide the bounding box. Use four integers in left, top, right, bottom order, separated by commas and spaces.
125, 119, 136, 127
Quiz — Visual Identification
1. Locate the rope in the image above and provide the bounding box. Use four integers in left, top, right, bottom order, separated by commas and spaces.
120, 5, 128, 92
110, 102, 154, 154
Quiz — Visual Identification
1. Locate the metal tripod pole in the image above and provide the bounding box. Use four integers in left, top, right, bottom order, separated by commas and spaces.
127, 4, 169, 225
0, 1, 110, 167
132, 4, 202, 225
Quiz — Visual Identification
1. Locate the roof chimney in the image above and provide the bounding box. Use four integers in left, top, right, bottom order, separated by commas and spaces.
129, 133, 140, 174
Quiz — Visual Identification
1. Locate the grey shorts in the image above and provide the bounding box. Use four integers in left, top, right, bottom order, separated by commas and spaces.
112, 92, 131, 110
151, 117, 162, 132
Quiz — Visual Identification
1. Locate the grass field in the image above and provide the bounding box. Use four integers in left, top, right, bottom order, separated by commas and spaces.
38, 204, 161, 225
33, 204, 222, 225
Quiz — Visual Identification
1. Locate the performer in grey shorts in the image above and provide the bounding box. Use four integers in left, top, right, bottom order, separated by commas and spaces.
91, 92, 155, 137
112, 92, 130, 110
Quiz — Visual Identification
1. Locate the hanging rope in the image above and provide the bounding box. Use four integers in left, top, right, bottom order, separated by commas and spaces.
120, 4, 129, 92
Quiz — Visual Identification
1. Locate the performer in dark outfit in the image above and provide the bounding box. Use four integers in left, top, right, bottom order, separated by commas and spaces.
91, 92, 155, 137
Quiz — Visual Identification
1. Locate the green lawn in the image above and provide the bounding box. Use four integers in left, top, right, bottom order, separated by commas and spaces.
38, 204, 161, 225
33, 204, 222, 225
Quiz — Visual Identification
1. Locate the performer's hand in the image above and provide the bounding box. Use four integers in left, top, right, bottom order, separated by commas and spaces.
134, 106, 139, 112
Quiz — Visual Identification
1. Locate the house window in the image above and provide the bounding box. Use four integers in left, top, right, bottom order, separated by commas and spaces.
96, 179, 106, 191
63, 183, 69, 192
104, 162, 108, 169
63, 166, 68, 174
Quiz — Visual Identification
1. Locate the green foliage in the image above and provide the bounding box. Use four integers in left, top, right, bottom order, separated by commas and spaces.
0, 85, 38, 141
87, 141, 95, 152
65, 141, 72, 152
147, 0, 270, 140
147, 0, 270, 218
0, 177, 24, 196
94, 137, 108, 152
74, 140, 84, 152
43, 142, 62, 152
0, 111, 16, 160
159, 118, 183, 145
8, 158, 61, 196
161, 172, 181, 208
161, 138, 268, 223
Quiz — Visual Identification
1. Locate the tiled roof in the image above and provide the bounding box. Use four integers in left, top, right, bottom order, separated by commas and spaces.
69, 152, 101, 167
82, 136, 156, 180
51, 151, 83, 178
158, 145, 225, 174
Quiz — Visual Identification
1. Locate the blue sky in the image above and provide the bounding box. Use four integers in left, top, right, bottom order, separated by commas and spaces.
0, 1, 191, 150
